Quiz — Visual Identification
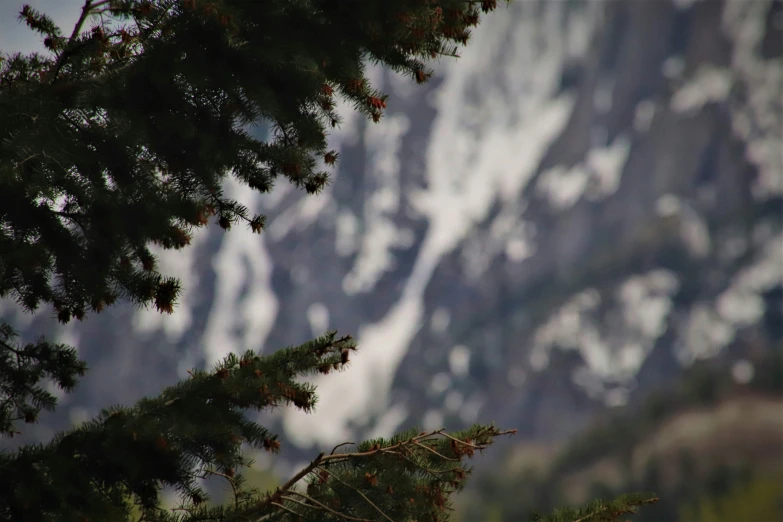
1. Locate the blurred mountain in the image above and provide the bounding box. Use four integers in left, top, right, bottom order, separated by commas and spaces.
2, 0, 780, 475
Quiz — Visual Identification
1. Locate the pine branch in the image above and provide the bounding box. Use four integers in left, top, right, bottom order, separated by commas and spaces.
1, 0, 510, 321
0, 321, 87, 438
5, 331, 514, 522
319, 427, 515, 465
530, 493, 659, 522
237, 427, 516, 522
48, 0, 107, 82
329, 441, 355, 455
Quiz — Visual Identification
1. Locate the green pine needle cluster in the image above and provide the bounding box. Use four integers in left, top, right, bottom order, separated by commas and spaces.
0, 327, 518, 522
528, 493, 659, 522
0, 322, 87, 436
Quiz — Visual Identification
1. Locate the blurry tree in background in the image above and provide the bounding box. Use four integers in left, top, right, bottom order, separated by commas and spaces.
0, 0, 656, 520
456, 351, 783, 522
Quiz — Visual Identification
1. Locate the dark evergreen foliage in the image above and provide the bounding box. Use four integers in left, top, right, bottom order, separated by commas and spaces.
0, 321, 86, 436
0, 1, 654, 520
1, 0, 490, 320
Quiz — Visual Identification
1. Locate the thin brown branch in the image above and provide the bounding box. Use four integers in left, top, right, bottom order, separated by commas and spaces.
411, 440, 459, 462
49, 0, 100, 83
437, 427, 517, 450
280, 452, 324, 493
387, 446, 458, 475
12, 153, 39, 170
270, 502, 302, 518
69, 1, 98, 41
250, 451, 325, 519
248, 429, 512, 521
200, 468, 239, 509
330, 441, 355, 455
283, 492, 371, 522
317, 467, 396, 522
319, 429, 441, 464
435, 429, 483, 449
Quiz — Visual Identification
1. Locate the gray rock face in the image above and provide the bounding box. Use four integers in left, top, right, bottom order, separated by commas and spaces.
3, 0, 780, 463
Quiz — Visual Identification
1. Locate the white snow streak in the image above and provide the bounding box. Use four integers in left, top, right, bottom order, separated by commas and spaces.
199, 179, 278, 368
283, 2, 592, 447
342, 114, 412, 295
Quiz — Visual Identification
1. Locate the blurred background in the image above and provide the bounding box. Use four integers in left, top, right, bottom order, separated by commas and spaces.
1, 0, 782, 520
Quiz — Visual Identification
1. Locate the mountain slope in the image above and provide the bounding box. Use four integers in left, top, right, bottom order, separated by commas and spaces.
2, 0, 780, 469
455, 350, 783, 521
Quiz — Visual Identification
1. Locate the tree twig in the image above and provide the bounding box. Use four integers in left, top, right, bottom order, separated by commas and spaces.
319, 429, 443, 464
330, 441, 355, 455
270, 502, 302, 518
411, 440, 459, 462
201, 468, 239, 509
249, 428, 512, 521
283, 492, 371, 522
280, 452, 324, 493
387, 446, 457, 475
317, 467, 396, 522
49, 0, 104, 83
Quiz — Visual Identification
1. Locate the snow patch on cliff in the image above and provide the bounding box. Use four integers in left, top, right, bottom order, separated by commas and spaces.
723, 0, 783, 198
677, 232, 783, 363
670, 65, 733, 113
342, 113, 412, 295
536, 136, 631, 210
199, 179, 279, 367
532, 270, 679, 400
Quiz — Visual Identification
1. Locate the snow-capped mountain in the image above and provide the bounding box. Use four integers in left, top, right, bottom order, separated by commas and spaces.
2, 0, 781, 468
